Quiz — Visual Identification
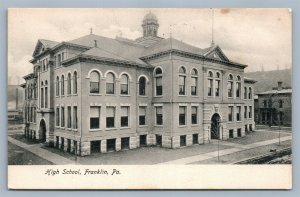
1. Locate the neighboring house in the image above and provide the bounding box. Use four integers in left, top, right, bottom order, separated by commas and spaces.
255, 82, 292, 127
21, 12, 256, 156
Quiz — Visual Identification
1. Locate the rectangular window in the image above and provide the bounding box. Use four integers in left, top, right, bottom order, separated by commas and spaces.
156, 77, 162, 96
244, 106, 247, 118
41, 88, 44, 108
57, 54, 61, 66
208, 79, 213, 96
228, 106, 233, 122
73, 106, 78, 129
106, 83, 114, 94
191, 77, 197, 95
179, 106, 186, 125
228, 82, 233, 97
139, 106, 146, 125
155, 106, 163, 125
179, 76, 186, 95
236, 106, 241, 121
229, 129, 234, 138
34, 107, 36, 123
215, 80, 220, 97
61, 106, 65, 127
67, 106, 71, 128
236, 82, 241, 98
106, 107, 115, 128
121, 106, 129, 127
45, 87, 48, 108
90, 106, 100, 129
193, 134, 198, 144
191, 106, 198, 124
249, 106, 252, 118
90, 82, 99, 93
56, 107, 60, 126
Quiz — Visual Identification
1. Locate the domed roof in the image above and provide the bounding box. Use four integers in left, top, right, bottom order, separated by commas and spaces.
143, 12, 158, 23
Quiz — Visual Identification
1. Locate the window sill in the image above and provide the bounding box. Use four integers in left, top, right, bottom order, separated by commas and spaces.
154, 96, 163, 98
105, 94, 116, 96
191, 95, 199, 97
120, 127, 130, 130
138, 125, 148, 128
89, 93, 102, 96
154, 125, 163, 127
60, 127, 65, 129
67, 128, 72, 131
120, 95, 130, 97
178, 125, 187, 128
72, 129, 78, 131
178, 94, 187, 97
72, 94, 78, 96
105, 127, 117, 131
138, 95, 148, 98
90, 129, 101, 132
191, 124, 199, 127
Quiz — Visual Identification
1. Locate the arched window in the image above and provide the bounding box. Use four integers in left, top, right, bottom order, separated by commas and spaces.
207, 71, 214, 96
179, 66, 186, 95
244, 87, 247, 99
73, 71, 77, 94
120, 74, 129, 95
236, 76, 241, 98
56, 76, 60, 96
154, 67, 163, 96
106, 72, 115, 94
191, 69, 198, 96
67, 73, 71, 95
248, 87, 252, 99
90, 71, 100, 94
227, 74, 233, 98
215, 72, 221, 97
139, 76, 146, 96
61, 75, 65, 96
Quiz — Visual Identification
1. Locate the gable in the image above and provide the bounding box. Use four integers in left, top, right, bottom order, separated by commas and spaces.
204, 46, 230, 62
32, 40, 47, 57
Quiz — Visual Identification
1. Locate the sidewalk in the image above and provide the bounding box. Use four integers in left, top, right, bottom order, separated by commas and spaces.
8, 136, 74, 165
157, 135, 292, 165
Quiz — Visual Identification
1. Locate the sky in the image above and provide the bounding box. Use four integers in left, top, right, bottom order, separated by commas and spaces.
8, 8, 292, 85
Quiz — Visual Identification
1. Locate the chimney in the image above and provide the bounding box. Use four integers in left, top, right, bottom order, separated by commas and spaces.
15, 88, 18, 110
277, 81, 283, 91
94, 40, 98, 47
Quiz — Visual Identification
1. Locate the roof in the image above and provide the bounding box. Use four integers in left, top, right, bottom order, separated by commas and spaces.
244, 77, 257, 83
68, 34, 147, 65
39, 39, 59, 48
141, 37, 206, 57
257, 88, 292, 95
32, 33, 246, 69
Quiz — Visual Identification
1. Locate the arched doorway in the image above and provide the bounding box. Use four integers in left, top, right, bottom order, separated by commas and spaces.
39, 119, 47, 143
211, 113, 221, 140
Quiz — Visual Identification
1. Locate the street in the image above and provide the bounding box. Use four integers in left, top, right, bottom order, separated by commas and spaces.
8, 126, 292, 165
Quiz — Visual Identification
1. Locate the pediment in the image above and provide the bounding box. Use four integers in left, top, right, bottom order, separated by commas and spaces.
32, 40, 47, 57
205, 45, 230, 62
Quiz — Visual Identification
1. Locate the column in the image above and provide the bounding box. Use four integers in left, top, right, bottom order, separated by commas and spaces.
171, 136, 180, 148
186, 134, 193, 146
116, 138, 121, 151
129, 136, 137, 149
64, 139, 68, 152
101, 139, 107, 153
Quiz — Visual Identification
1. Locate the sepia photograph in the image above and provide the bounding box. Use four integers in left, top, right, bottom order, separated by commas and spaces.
7, 8, 292, 189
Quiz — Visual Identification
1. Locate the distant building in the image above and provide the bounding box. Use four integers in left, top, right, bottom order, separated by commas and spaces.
255, 82, 292, 127
21, 12, 256, 156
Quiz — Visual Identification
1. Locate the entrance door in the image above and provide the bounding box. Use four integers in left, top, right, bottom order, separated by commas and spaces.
39, 119, 47, 143
211, 113, 221, 140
